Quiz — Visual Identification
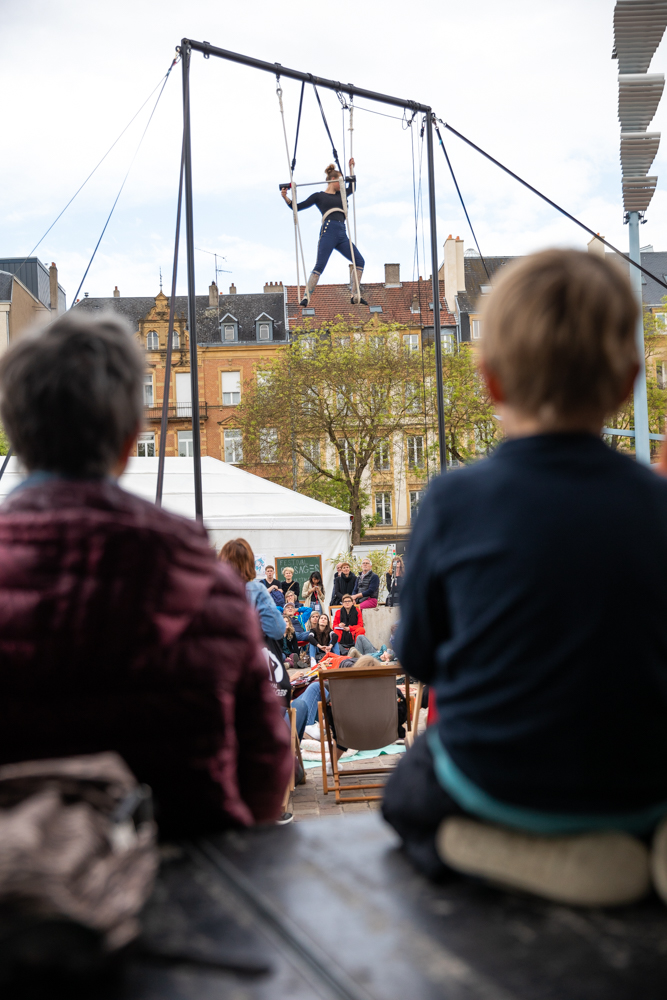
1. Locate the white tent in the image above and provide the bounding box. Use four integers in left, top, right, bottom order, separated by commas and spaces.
0, 456, 351, 599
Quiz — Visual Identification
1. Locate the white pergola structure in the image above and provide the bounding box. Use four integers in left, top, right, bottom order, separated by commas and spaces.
614, 0, 667, 464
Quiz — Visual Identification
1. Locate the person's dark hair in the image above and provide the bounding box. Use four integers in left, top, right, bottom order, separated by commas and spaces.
0, 311, 144, 476
219, 538, 256, 583
309, 571, 323, 585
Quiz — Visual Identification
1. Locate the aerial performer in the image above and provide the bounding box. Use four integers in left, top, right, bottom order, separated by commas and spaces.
281, 159, 367, 307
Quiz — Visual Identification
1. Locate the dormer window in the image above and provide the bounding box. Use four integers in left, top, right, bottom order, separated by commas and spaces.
220, 314, 238, 343
146, 330, 158, 351
255, 313, 274, 342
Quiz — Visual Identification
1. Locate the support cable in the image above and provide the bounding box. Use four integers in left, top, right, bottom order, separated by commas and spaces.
311, 82, 343, 176
14, 57, 179, 286
291, 81, 305, 173
439, 119, 667, 292
71, 63, 175, 304
276, 76, 308, 305
433, 121, 490, 281
156, 136, 185, 506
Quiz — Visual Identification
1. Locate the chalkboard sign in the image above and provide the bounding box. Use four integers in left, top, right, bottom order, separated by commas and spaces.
274, 554, 322, 594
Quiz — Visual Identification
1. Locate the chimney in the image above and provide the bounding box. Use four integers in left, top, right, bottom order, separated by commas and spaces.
587, 234, 606, 259
384, 263, 401, 287
49, 262, 58, 315
113, 286, 120, 298
229, 283, 237, 294
209, 281, 219, 306
443, 236, 467, 310
264, 280, 284, 293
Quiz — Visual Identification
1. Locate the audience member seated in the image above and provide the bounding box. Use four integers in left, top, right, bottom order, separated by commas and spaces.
0, 312, 291, 838
352, 558, 379, 609
282, 613, 301, 667
302, 570, 326, 610
355, 627, 398, 662
286, 603, 315, 646
332, 560, 357, 604
309, 613, 341, 664
383, 249, 667, 908
333, 594, 365, 650
219, 540, 286, 644
385, 556, 404, 607
280, 566, 300, 600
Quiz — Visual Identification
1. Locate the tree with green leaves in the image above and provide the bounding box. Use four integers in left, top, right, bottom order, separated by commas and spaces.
236, 321, 439, 545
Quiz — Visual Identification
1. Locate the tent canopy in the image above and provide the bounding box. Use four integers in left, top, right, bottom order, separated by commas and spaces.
0, 456, 351, 599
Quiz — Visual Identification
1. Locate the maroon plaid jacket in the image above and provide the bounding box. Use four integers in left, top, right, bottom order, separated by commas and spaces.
0, 478, 291, 837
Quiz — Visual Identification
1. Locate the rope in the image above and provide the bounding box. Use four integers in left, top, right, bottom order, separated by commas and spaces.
311, 82, 343, 175
276, 77, 308, 304
71, 62, 175, 304
13, 57, 179, 287
432, 120, 490, 280
439, 119, 667, 293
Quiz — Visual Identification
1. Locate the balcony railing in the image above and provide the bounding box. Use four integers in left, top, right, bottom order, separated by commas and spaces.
144, 403, 208, 421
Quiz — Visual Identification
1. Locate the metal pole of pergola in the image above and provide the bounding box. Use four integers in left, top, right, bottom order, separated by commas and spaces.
176, 38, 448, 519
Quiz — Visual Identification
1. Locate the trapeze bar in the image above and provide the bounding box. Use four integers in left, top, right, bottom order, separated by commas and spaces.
603, 426, 665, 441
181, 39, 430, 114
278, 177, 353, 190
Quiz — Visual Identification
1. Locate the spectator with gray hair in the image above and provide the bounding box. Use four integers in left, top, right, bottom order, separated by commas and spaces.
0, 311, 291, 838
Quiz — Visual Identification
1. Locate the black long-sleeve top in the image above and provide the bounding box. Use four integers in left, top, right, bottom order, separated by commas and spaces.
285, 178, 356, 225
396, 433, 667, 815
333, 572, 357, 603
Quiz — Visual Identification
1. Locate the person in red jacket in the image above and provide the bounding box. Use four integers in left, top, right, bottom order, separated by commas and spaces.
0, 311, 291, 838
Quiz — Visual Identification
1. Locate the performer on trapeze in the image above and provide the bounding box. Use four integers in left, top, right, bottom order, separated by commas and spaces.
281, 158, 367, 306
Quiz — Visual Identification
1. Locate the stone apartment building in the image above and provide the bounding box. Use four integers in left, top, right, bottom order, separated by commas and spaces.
74, 257, 457, 552
0, 258, 66, 349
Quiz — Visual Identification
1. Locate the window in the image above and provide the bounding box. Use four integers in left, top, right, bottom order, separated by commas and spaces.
301, 336, 315, 352
137, 432, 155, 457
258, 323, 270, 341
302, 308, 315, 316
471, 320, 482, 339
259, 428, 279, 463
177, 430, 193, 457
407, 435, 424, 469
303, 439, 321, 472
175, 372, 192, 417
143, 374, 154, 407
655, 313, 667, 332
403, 333, 419, 352
337, 336, 351, 347
224, 429, 243, 464
374, 440, 390, 471
172, 329, 180, 349
302, 386, 319, 414
256, 371, 271, 388
410, 302, 421, 314
410, 490, 425, 522
222, 370, 241, 406
220, 315, 238, 342
369, 305, 383, 313
340, 439, 356, 470
146, 330, 158, 351
658, 362, 667, 389
480, 284, 492, 294
443, 332, 455, 354
375, 492, 392, 526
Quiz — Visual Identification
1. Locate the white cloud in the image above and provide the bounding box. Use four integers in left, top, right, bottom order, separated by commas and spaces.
2, 0, 666, 300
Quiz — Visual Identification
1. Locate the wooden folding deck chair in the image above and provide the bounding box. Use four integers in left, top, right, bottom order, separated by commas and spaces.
281, 705, 305, 814
317, 664, 405, 804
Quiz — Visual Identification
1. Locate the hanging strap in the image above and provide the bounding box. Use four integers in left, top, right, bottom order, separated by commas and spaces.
276, 76, 309, 305
346, 98, 361, 303
311, 82, 343, 176
291, 81, 305, 174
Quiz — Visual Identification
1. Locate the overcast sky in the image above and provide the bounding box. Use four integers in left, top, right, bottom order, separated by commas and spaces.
2, 0, 666, 303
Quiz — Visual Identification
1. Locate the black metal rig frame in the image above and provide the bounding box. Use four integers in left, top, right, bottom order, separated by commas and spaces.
174, 38, 447, 519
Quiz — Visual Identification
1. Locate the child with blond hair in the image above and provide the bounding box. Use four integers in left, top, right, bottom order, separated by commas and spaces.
384, 249, 667, 907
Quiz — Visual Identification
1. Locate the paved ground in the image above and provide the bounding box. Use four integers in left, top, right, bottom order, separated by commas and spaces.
290, 754, 398, 820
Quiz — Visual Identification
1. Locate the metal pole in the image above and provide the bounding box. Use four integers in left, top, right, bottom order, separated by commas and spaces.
628, 211, 651, 466
156, 139, 185, 505
184, 39, 429, 112
425, 113, 447, 472
181, 41, 204, 519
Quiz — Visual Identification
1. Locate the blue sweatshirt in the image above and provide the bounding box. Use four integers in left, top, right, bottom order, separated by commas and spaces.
397, 433, 667, 814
